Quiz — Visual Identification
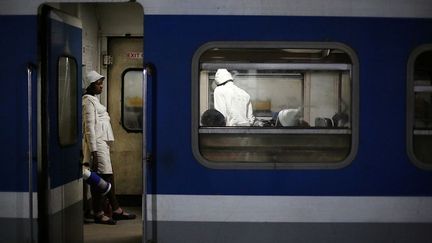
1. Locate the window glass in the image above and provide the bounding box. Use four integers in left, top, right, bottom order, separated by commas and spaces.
193, 44, 358, 168
122, 69, 143, 131
58, 56, 78, 146
409, 47, 432, 167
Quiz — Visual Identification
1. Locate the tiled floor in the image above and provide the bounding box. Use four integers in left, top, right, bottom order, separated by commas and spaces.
84, 207, 142, 243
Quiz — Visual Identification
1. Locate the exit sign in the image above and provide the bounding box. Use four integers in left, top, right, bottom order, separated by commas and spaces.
127, 52, 143, 59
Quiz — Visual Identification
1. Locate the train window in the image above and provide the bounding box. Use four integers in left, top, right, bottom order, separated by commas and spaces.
58, 56, 78, 146
122, 68, 143, 132
192, 42, 359, 169
408, 45, 432, 169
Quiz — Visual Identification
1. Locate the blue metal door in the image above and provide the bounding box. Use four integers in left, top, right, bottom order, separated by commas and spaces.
40, 6, 83, 243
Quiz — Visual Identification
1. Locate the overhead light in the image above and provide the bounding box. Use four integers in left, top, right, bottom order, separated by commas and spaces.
281, 49, 322, 53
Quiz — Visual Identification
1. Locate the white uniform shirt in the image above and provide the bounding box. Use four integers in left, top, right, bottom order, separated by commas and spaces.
214, 82, 255, 126
82, 94, 115, 173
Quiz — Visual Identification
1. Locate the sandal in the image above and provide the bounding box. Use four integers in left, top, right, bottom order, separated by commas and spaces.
112, 209, 136, 220
94, 215, 116, 225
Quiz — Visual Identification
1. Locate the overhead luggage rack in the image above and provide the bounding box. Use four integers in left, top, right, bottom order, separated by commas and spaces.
201, 63, 352, 71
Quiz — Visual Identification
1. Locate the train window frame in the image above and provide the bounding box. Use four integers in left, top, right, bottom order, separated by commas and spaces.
121, 68, 143, 133
57, 55, 78, 146
407, 44, 432, 170
191, 42, 359, 169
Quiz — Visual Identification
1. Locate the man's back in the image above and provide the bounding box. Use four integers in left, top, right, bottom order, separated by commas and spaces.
214, 82, 254, 126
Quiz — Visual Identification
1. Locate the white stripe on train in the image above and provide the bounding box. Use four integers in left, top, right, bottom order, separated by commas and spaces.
0, 0, 431, 18
146, 194, 432, 223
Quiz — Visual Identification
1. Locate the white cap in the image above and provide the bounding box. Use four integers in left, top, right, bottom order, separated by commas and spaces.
84, 70, 104, 88
214, 69, 233, 85
278, 108, 300, 126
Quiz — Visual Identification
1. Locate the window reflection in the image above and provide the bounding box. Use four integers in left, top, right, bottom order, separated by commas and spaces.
58, 56, 78, 146
200, 67, 351, 129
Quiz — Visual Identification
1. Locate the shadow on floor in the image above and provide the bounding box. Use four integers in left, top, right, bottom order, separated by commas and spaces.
84, 207, 142, 243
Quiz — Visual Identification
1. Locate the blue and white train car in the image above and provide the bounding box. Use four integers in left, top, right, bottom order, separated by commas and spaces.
1, 0, 432, 242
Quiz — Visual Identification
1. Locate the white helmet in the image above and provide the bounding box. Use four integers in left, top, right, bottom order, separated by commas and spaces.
84, 70, 104, 88
214, 69, 233, 85
278, 108, 300, 126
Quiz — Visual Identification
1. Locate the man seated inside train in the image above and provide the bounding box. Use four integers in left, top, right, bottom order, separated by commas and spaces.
201, 109, 226, 126
275, 108, 309, 127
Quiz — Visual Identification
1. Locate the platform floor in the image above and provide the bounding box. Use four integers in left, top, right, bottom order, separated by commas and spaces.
84, 207, 142, 243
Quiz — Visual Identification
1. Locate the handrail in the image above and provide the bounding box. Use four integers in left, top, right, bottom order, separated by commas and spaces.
142, 67, 148, 243
27, 63, 36, 243
199, 127, 352, 134
142, 64, 154, 243
142, 63, 157, 243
